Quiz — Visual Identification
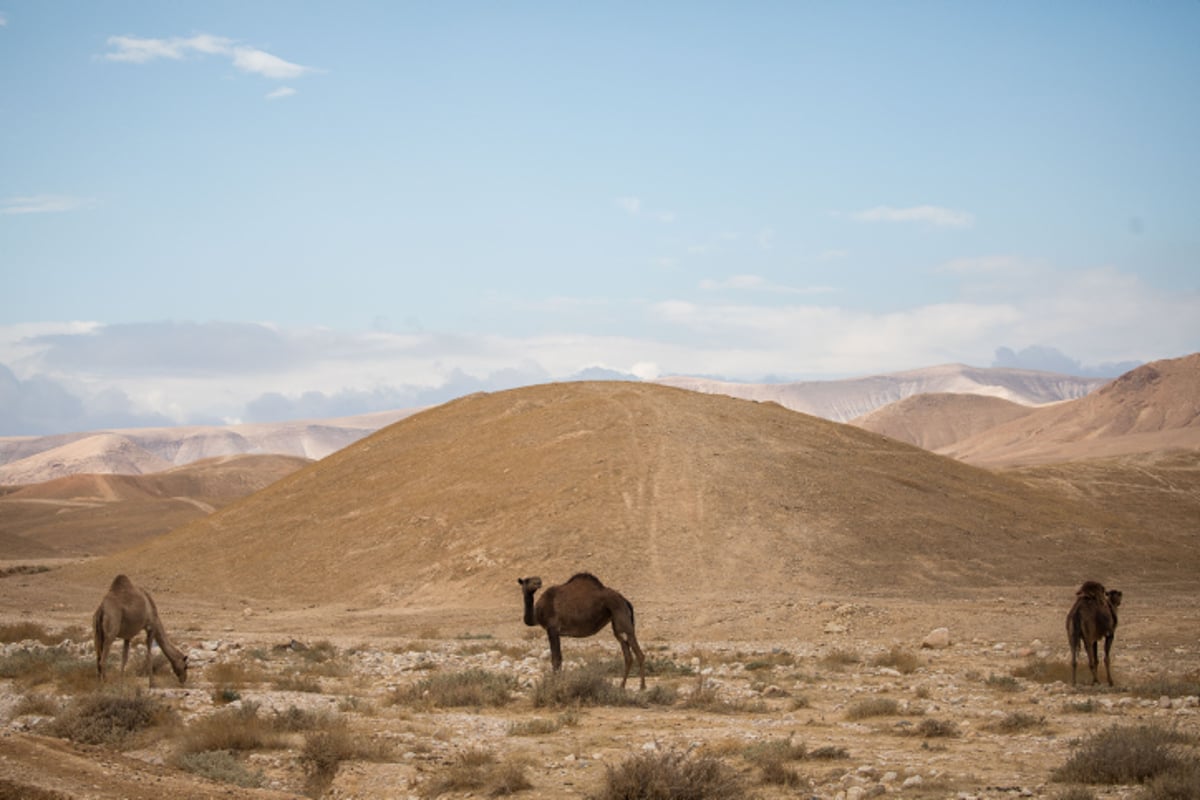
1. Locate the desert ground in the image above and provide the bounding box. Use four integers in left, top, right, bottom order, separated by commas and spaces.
1, 574, 1197, 799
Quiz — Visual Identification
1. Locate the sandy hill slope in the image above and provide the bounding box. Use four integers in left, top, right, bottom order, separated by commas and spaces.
656, 364, 1107, 422
0, 409, 417, 486
39, 381, 1196, 628
0, 454, 309, 558
850, 393, 1036, 450
939, 354, 1200, 467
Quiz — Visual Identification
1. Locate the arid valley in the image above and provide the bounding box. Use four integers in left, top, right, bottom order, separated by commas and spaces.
2, 356, 1198, 800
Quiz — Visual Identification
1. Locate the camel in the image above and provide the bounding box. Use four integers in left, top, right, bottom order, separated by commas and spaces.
93, 574, 188, 687
517, 572, 646, 690
1066, 580, 1122, 686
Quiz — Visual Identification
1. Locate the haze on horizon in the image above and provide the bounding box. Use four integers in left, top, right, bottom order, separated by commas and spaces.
2, 2, 1198, 436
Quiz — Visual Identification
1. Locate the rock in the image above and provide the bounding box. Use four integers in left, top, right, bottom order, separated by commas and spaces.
922, 628, 952, 649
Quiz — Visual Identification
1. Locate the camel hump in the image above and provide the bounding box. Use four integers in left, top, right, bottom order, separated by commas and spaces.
1076, 580, 1106, 598
109, 574, 135, 592
567, 572, 605, 588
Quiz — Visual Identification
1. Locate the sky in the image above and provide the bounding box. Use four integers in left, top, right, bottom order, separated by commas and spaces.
2, 2, 1198, 436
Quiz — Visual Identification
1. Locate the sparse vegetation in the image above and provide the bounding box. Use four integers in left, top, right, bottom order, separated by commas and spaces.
594, 748, 744, 800
508, 709, 579, 735
177, 703, 288, 754
0, 646, 94, 691
743, 735, 809, 787
1129, 674, 1200, 700
678, 674, 765, 714
985, 673, 1021, 692
419, 748, 532, 798
915, 717, 959, 738
0, 621, 61, 644
394, 668, 517, 708
820, 648, 861, 670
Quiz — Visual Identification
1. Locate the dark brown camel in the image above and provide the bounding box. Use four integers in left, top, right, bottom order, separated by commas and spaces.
1066, 580, 1122, 686
93, 574, 188, 687
517, 572, 646, 689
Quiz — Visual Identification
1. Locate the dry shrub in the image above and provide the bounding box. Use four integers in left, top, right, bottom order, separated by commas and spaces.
531, 662, 662, 708
14, 692, 60, 717
915, 718, 959, 738
1054, 788, 1097, 800
178, 703, 287, 754
0, 622, 60, 645
872, 646, 921, 674
0, 646, 94, 692
395, 668, 517, 708
50, 691, 174, 747
1012, 657, 1073, 684
809, 744, 850, 760
985, 673, 1022, 692
1140, 758, 1200, 800
743, 735, 808, 788
845, 697, 899, 720
743, 650, 796, 671
1052, 725, 1190, 785
820, 648, 861, 670
594, 748, 743, 800
272, 672, 323, 693
985, 711, 1045, 734
420, 748, 532, 798
1130, 674, 1200, 700
679, 675, 765, 714
205, 660, 266, 688
508, 710, 578, 736
175, 750, 265, 788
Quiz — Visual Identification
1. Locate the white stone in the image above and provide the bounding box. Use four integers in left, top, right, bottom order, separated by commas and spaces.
922, 628, 952, 649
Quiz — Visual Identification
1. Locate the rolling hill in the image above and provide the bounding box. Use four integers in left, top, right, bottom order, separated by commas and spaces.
37, 379, 1196, 627
850, 393, 1036, 450
937, 354, 1200, 466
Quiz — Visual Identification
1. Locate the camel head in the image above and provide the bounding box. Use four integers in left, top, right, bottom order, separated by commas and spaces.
517, 576, 543, 595
171, 652, 189, 684
1107, 589, 1123, 610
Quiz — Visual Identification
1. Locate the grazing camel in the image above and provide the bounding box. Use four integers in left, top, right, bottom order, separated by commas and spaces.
1066, 580, 1122, 686
93, 574, 188, 687
517, 572, 646, 690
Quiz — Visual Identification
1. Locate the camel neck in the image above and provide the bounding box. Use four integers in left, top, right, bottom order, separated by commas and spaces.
522, 590, 537, 626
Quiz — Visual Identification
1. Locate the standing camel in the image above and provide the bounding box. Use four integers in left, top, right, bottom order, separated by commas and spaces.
517, 572, 646, 689
93, 574, 188, 687
1066, 580, 1122, 686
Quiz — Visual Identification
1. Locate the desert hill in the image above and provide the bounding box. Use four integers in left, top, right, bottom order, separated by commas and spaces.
0, 454, 309, 558
0, 409, 416, 486
656, 363, 1107, 422
36, 381, 1196, 633
938, 354, 1200, 466
850, 393, 1035, 450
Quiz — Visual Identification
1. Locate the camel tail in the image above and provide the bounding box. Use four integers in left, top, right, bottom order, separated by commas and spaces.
626, 598, 635, 630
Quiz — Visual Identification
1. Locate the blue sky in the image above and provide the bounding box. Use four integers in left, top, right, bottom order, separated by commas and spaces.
2, 2, 1198, 435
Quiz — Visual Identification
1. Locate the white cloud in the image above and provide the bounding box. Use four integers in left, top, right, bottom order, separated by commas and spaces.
1, 195, 92, 214
266, 86, 297, 100
103, 34, 316, 80
852, 205, 975, 228
616, 195, 675, 223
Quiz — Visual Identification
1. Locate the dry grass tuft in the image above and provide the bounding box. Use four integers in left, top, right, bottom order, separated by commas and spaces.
743, 735, 809, 787
1129, 674, 1200, 700
915, 718, 960, 738
508, 709, 579, 736
819, 648, 861, 670
1012, 657, 1073, 684
0, 646, 94, 692
985, 711, 1046, 734
531, 662, 672, 708
594, 748, 744, 800
177, 703, 287, 754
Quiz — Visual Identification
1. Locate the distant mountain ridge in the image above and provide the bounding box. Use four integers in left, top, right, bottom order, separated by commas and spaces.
654, 363, 1108, 422
0, 365, 1109, 486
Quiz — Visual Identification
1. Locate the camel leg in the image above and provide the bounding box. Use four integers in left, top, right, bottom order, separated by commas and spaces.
120, 639, 131, 678
1087, 640, 1100, 685
96, 632, 113, 681
145, 630, 156, 688
629, 633, 646, 690
1068, 631, 1079, 685
547, 630, 563, 672
1103, 634, 1115, 687
615, 637, 633, 689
